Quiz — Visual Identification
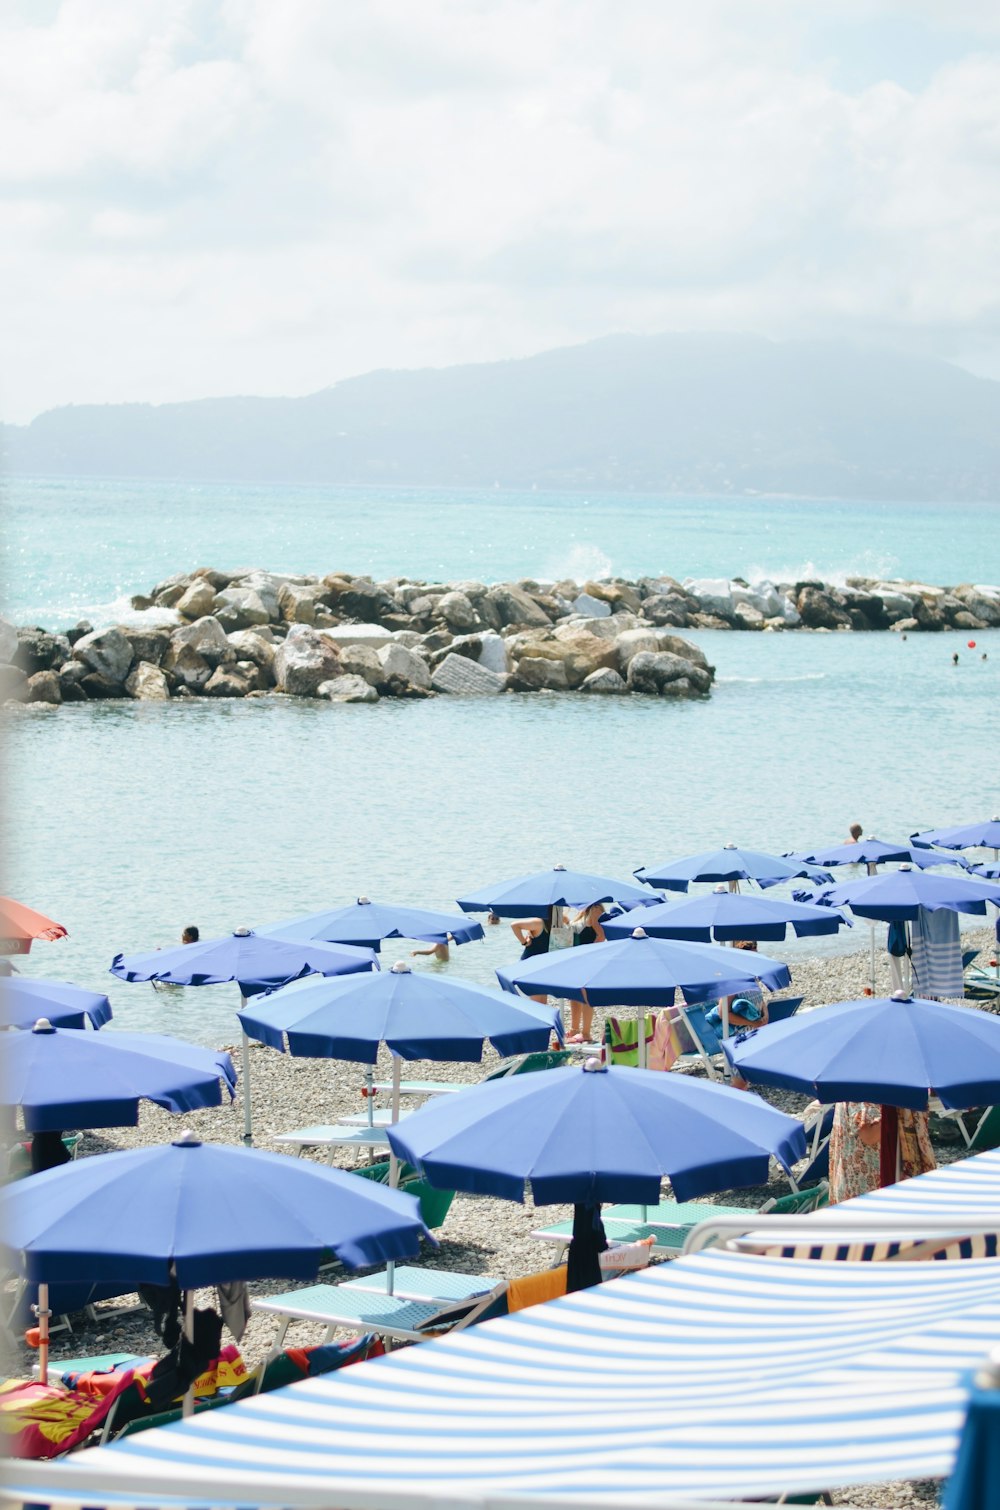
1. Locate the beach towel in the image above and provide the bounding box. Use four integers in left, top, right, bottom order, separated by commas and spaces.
910, 907, 963, 998
605, 1011, 682, 1069
507, 1266, 567, 1312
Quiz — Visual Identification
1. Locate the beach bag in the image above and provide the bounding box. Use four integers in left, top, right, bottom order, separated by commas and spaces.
599, 1235, 656, 1276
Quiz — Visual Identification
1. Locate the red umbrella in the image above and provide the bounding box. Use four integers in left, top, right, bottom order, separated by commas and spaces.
0, 898, 68, 955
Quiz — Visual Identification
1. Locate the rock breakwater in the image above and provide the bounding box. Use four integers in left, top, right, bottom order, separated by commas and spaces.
2, 567, 997, 708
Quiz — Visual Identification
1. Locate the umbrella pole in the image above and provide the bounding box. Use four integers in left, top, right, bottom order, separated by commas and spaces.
181, 1288, 195, 1419
879, 1104, 899, 1188
365, 1067, 375, 1128
240, 1009, 253, 1146
386, 1055, 403, 1298
37, 1282, 50, 1386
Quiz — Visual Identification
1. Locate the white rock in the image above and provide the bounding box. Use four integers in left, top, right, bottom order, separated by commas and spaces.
571, 592, 612, 618
683, 578, 735, 617
171, 616, 234, 665
319, 674, 379, 704
431, 653, 506, 695
438, 590, 479, 632
322, 625, 396, 650
581, 666, 628, 694
377, 642, 432, 691
615, 628, 659, 669
476, 631, 509, 675
273, 628, 341, 696
175, 579, 217, 619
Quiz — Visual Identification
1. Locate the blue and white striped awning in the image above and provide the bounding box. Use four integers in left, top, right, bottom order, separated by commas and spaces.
696, 1147, 1000, 1260
7, 1247, 1000, 1509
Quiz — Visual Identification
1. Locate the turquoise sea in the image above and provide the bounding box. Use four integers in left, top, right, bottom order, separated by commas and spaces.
3, 475, 998, 1044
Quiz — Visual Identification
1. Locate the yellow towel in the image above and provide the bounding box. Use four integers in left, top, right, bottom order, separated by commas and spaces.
507, 1265, 568, 1313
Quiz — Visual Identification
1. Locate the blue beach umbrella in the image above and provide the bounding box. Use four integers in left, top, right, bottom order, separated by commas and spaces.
798, 837, 915, 867
0, 976, 112, 1031
0, 1132, 430, 1389
240, 960, 560, 1063
603, 886, 851, 943
726, 992, 1000, 1187
387, 1059, 806, 1205
456, 864, 658, 917
498, 927, 791, 1010
811, 866, 1000, 921
110, 927, 377, 1143
260, 897, 484, 951
1, 1020, 236, 1132
971, 864, 1000, 881
913, 818, 1000, 853
636, 844, 830, 893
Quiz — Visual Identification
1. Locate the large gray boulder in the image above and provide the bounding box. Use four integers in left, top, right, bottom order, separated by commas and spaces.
0, 665, 27, 701
485, 584, 551, 629
437, 591, 479, 633
641, 593, 691, 627
652, 632, 712, 670
328, 578, 396, 624
73, 627, 134, 685
377, 642, 432, 692
171, 616, 234, 667
25, 670, 62, 704
162, 642, 212, 690
57, 662, 88, 701
277, 583, 323, 625
319, 674, 379, 704
581, 666, 628, 694
232, 572, 283, 620
125, 662, 171, 701
273, 627, 342, 696
204, 664, 258, 697
175, 579, 217, 620
512, 655, 570, 691
684, 578, 735, 619
626, 651, 713, 698
226, 630, 275, 676
13, 628, 71, 676
615, 629, 660, 670
431, 654, 506, 695
338, 645, 384, 688
323, 624, 396, 651
213, 588, 271, 631
121, 627, 171, 667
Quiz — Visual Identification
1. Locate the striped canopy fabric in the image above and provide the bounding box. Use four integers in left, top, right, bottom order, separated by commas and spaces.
720, 1147, 1000, 1262
9, 1248, 1000, 1509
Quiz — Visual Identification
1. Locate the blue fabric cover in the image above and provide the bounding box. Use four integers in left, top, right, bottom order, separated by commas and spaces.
0, 977, 112, 1031
387, 1060, 806, 1204
110, 930, 377, 996
635, 847, 831, 892
260, 900, 484, 950
604, 891, 849, 942
239, 968, 560, 1062
456, 868, 657, 917
812, 869, 1000, 922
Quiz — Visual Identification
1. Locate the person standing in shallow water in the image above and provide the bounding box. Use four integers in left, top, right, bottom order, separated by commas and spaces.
182, 926, 199, 944
846, 823, 863, 843
511, 909, 552, 1005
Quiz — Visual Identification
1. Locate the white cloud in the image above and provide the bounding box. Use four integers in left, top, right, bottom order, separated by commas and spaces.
1, 0, 999, 420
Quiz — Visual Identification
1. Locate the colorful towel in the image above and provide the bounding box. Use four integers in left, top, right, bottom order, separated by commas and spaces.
910, 907, 963, 998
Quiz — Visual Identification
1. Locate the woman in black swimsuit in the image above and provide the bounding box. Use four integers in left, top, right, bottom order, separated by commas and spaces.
511, 909, 553, 1004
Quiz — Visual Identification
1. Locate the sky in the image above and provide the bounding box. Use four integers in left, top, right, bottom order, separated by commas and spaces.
3, 0, 1000, 423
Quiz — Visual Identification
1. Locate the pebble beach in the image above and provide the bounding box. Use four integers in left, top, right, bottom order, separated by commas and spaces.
10, 926, 997, 1507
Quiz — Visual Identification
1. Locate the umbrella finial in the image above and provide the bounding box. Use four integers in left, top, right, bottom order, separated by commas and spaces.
898, 863, 912, 871
172, 1130, 202, 1148
713, 883, 727, 894
890, 990, 913, 1002
357, 896, 371, 905
582, 1056, 607, 1073
553, 864, 567, 872
390, 960, 412, 973
233, 927, 252, 937
723, 842, 736, 849
630, 927, 648, 940
31, 1017, 56, 1034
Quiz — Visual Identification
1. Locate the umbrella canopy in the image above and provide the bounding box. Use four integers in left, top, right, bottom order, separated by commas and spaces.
603, 886, 850, 943
0, 898, 67, 956
0, 1133, 430, 1286
387, 1059, 805, 1204
913, 818, 1000, 852
239, 961, 561, 1062
260, 897, 484, 951
811, 865, 1000, 922
725, 994, 1000, 1111
971, 864, 1000, 881
456, 865, 657, 917
498, 926, 790, 1005
636, 844, 830, 892
944, 1354, 1000, 1510
0, 977, 112, 1031
798, 837, 914, 867
1, 1021, 237, 1132
110, 927, 377, 996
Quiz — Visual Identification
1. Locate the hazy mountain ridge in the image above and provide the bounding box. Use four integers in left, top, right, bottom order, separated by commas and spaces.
4, 333, 1000, 500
